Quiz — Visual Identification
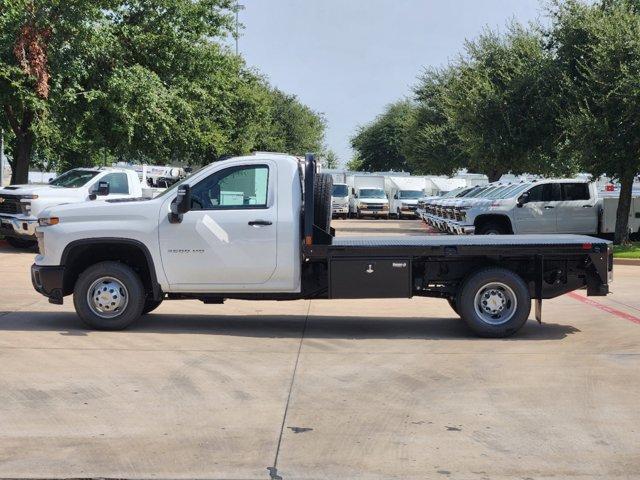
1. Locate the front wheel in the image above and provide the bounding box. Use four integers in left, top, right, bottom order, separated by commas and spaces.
73, 261, 146, 330
457, 268, 531, 338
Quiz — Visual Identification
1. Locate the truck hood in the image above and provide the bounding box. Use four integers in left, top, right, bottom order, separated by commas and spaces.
0, 184, 83, 198
40, 196, 158, 222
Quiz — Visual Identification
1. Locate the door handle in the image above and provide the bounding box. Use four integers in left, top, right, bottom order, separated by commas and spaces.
544, 206, 554, 209
582, 204, 593, 208
248, 220, 272, 226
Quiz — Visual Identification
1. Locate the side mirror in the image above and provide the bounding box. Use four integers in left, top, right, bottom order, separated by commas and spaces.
393, 194, 398, 200
176, 184, 191, 214
97, 181, 110, 196
48, 177, 54, 184
517, 192, 529, 207
354, 193, 358, 198
169, 184, 191, 223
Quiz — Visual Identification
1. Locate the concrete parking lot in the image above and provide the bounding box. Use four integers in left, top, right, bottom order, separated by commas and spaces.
1, 220, 639, 479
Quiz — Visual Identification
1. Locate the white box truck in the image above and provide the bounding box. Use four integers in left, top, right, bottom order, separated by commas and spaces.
349, 175, 389, 219
385, 176, 427, 219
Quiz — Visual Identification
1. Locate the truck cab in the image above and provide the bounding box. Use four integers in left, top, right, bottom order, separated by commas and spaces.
0, 168, 143, 248
466, 180, 599, 235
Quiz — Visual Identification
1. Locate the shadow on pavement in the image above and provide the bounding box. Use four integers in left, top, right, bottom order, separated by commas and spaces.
0, 311, 579, 341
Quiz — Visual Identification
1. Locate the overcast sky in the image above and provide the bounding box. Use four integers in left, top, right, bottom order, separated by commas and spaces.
238, 0, 544, 165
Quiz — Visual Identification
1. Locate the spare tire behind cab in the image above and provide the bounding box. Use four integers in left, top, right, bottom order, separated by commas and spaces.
314, 173, 333, 232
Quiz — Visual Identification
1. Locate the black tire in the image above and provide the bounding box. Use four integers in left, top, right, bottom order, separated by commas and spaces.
313, 173, 332, 232
476, 222, 508, 235
73, 261, 146, 330
6, 236, 37, 249
456, 268, 531, 338
143, 298, 163, 315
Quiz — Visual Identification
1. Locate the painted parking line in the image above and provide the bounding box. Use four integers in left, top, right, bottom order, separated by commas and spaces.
567, 291, 640, 325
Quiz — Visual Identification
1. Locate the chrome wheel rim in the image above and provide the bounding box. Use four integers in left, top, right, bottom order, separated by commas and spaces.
86, 277, 129, 319
473, 282, 517, 325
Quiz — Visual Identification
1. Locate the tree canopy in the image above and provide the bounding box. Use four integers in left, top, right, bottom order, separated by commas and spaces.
0, 0, 326, 183
350, 100, 413, 172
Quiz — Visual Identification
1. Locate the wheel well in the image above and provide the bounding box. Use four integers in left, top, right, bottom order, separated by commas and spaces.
62, 241, 158, 297
474, 214, 513, 233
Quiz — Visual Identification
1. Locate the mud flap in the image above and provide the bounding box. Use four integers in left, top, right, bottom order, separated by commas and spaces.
535, 298, 542, 324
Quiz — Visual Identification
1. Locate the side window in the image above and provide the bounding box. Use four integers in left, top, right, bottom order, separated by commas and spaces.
562, 183, 590, 201
190, 165, 269, 210
526, 184, 561, 202
526, 184, 545, 202
93, 173, 129, 194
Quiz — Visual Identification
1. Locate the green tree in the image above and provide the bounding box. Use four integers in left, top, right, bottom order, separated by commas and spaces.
550, 0, 640, 244
321, 149, 339, 169
346, 153, 363, 171
445, 24, 563, 182
0, 1, 110, 183
404, 68, 465, 176
350, 100, 414, 172
258, 88, 326, 156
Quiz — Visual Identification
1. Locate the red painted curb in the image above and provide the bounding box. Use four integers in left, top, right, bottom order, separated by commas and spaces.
567, 292, 640, 325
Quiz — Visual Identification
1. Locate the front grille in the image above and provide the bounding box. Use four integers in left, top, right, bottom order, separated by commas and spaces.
0, 196, 20, 215
363, 203, 385, 210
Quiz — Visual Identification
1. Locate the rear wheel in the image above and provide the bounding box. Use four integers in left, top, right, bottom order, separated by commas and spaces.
73, 261, 145, 330
6, 236, 37, 249
313, 173, 332, 232
457, 268, 531, 338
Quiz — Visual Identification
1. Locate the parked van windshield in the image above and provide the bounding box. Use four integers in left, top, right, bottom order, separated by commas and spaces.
359, 188, 386, 199
49, 170, 99, 188
332, 184, 348, 196
399, 190, 423, 199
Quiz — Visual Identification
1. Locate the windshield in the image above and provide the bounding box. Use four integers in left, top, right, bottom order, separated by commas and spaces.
359, 188, 386, 199
332, 184, 348, 197
497, 183, 531, 198
399, 190, 423, 199
49, 170, 99, 188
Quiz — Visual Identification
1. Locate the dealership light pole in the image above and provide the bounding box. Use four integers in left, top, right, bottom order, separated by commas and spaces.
235, 2, 244, 55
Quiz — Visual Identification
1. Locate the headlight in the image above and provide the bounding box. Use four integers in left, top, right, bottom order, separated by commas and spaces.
358, 202, 367, 209
382, 204, 389, 210
38, 217, 59, 226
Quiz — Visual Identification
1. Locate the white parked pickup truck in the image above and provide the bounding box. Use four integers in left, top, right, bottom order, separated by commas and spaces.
424, 179, 640, 237
0, 168, 145, 248
31, 153, 612, 338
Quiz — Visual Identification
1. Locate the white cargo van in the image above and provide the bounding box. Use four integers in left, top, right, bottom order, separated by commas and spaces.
349, 175, 389, 219
385, 176, 427, 219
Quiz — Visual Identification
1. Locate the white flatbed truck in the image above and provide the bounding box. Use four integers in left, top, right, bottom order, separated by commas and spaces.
31, 153, 612, 338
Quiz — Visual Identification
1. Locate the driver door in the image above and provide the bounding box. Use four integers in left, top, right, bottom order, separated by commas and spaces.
514, 183, 561, 234
158, 162, 277, 290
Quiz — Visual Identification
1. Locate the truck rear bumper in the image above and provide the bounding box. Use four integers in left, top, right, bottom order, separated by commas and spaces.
0, 215, 38, 238
31, 264, 65, 304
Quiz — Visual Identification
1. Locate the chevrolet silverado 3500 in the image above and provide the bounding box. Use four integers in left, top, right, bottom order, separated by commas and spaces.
31, 153, 612, 338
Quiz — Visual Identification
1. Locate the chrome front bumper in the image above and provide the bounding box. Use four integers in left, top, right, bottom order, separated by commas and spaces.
0, 215, 38, 238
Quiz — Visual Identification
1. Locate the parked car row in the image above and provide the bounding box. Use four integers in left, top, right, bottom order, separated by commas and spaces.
417, 179, 640, 236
